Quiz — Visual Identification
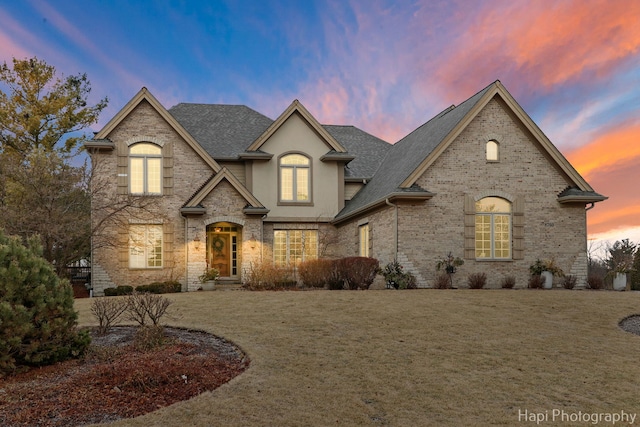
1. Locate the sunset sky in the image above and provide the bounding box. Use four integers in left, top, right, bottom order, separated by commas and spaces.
1, 0, 638, 255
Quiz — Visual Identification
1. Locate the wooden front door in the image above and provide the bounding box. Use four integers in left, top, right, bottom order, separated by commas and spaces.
207, 224, 239, 279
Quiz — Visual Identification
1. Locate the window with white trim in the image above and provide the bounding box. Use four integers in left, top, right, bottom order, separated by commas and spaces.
130, 143, 162, 195
475, 197, 511, 259
279, 154, 310, 202
274, 230, 317, 266
359, 224, 369, 257
129, 224, 163, 268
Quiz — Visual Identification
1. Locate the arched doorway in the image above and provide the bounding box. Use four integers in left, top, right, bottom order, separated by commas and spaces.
206, 222, 241, 280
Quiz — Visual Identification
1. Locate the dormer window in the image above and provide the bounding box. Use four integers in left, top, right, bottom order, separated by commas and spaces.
486, 140, 499, 161
279, 153, 311, 203
130, 142, 162, 195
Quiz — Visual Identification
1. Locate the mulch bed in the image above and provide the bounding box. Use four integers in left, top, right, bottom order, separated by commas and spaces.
0, 326, 249, 427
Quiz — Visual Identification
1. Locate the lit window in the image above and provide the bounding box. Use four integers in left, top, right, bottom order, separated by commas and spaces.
130, 143, 162, 195
359, 224, 369, 257
475, 197, 511, 259
129, 224, 163, 268
280, 154, 310, 202
273, 230, 318, 266
486, 140, 499, 161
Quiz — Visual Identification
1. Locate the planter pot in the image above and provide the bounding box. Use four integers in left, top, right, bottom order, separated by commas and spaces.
201, 281, 216, 291
541, 271, 554, 289
613, 273, 627, 291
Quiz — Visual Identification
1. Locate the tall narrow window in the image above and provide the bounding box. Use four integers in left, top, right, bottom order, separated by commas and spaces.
486, 140, 499, 161
130, 143, 162, 195
273, 230, 318, 266
129, 224, 163, 268
279, 154, 310, 203
359, 224, 369, 257
475, 197, 511, 259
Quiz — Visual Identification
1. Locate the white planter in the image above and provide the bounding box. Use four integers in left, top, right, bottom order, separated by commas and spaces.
541, 271, 554, 289
613, 273, 627, 291
201, 281, 216, 291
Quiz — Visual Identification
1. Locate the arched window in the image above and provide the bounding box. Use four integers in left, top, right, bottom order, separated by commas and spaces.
129, 143, 162, 195
279, 153, 310, 203
486, 140, 499, 161
475, 197, 511, 259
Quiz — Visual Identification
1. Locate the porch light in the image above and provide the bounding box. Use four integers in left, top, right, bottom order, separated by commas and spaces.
214, 227, 222, 233
193, 233, 201, 250
250, 234, 257, 249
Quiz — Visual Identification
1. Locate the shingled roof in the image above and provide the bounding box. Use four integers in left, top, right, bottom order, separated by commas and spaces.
169, 103, 273, 160
335, 82, 494, 221
168, 103, 390, 180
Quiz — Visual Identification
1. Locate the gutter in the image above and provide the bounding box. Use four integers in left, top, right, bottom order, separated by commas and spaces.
332, 191, 434, 226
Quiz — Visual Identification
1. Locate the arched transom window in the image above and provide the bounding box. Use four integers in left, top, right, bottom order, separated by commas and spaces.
129, 143, 162, 195
475, 197, 511, 259
279, 153, 310, 203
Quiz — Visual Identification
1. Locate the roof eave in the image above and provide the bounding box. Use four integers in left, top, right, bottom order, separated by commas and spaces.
333, 191, 435, 225
243, 207, 270, 215
84, 139, 115, 151
238, 152, 273, 160
320, 152, 356, 163
557, 195, 608, 204
180, 206, 206, 216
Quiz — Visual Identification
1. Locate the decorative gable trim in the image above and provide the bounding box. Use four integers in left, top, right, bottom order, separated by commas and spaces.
95, 87, 220, 173
182, 167, 267, 213
400, 81, 597, 195
246, 100, 347, 153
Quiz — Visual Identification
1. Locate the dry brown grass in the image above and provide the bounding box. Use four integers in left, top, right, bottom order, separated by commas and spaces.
74, 289, 640, 426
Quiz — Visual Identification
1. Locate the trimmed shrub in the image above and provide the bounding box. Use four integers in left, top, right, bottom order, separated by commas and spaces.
528, 275, 545, 289
381, 260, 417, 289
104, 285, 133, 296
500, 276, 516, 289
298, 259, 334, 288
0, 232, 90, 376
433, 273, 451, 289
467, 272, 487, 289
562, 275, 577, 290
137, 281, 181, 294
244, 261, 295, 290
587, 273, 605, 290
337, 257, 379, 290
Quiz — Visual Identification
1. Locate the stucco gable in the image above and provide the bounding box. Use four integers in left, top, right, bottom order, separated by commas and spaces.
94, 87, 221, 173
247, 100, 347, 154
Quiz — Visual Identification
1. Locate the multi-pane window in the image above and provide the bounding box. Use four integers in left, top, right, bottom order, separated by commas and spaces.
475, 197, 511, 259
273, 230, 318, 266
130, 143, 162, 195
129, 224, 163, 268
359, 224, 369, 257
486, 140, 499, 161
280, 154, 310, 202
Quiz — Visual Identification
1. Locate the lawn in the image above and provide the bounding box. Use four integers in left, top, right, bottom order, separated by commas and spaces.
75, 289, 640, 426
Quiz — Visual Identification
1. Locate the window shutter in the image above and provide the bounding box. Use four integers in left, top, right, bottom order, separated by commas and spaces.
464, 194, 476, 259
163, 142, 174, 196
512, 196, 525, 260
163, 222, 174, 268
118, 226, 129, 267
117, 141, 128, 195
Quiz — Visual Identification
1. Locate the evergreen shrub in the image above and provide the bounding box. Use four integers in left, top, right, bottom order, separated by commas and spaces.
0, 231, 90, 376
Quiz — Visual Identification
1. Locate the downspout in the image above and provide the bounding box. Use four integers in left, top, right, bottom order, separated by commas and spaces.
585, 202, 595, 211
261, 214, 267, 263
385, 198, 398, 260
184, 217, 189, 292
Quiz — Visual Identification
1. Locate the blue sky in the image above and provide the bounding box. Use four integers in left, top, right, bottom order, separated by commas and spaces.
1, 0, 639, 253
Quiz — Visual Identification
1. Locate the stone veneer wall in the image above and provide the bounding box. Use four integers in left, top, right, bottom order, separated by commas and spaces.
91, 100, 217, 295
399, 97, 589, 288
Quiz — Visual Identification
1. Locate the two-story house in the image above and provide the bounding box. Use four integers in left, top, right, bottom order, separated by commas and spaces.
86, 81, 605, 294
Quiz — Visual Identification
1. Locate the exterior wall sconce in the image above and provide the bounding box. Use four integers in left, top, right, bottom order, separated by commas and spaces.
193, 233, 201, 250
250, 234, 257, 249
